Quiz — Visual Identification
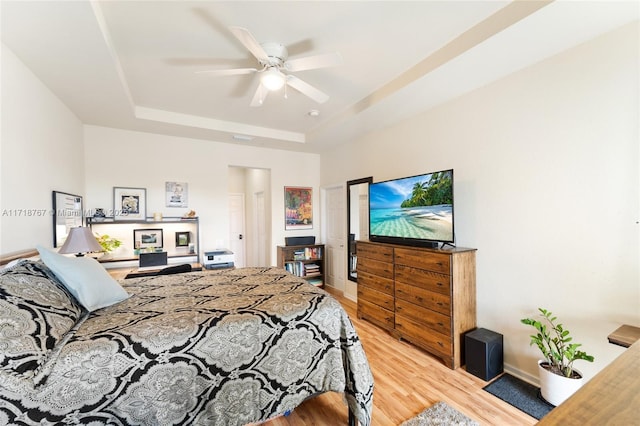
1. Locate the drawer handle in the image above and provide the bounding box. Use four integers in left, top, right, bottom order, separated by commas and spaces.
437, 322, 444, 326
436, 282, 444, 287
437, 342, 444, 347
417, 296, 424, 303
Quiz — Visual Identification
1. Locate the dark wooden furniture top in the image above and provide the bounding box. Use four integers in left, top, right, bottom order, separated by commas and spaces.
536, 339, 640, 425
607, 324, 640, 348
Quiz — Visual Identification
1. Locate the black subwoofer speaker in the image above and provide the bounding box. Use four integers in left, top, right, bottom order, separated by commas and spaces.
465, 328, 503, 381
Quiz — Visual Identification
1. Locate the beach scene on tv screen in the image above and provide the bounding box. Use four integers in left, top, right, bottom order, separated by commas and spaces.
370, 171, 453, 241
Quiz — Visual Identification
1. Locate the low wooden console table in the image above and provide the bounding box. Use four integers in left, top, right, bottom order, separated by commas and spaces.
536, 338, 640, 425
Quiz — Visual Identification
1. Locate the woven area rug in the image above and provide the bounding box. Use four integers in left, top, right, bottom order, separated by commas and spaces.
400, 401, 479, 426
483, 373, 554, 420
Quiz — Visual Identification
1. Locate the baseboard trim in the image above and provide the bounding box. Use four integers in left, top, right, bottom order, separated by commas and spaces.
503, 362, 539, 387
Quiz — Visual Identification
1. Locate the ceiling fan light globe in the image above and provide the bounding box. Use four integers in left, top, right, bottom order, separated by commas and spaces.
261, 68, 285, 91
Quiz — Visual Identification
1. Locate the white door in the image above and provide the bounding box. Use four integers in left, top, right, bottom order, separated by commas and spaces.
229, 193, 246, 267
254, 191, 267, 266
324, 185, 345, 291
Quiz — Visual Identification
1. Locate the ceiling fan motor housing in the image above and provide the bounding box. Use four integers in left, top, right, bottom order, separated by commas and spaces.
260, 42, 288, 67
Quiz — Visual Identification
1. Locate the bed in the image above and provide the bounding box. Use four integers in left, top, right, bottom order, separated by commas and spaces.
0, 258, 374, 425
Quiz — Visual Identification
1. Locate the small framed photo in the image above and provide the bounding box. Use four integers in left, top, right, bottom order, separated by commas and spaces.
175, 231, 190, 247
134, 228, 163, 249
114, 187, 147, 221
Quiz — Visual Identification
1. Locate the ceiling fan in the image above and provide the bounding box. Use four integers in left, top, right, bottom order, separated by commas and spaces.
197, 26, 342, 107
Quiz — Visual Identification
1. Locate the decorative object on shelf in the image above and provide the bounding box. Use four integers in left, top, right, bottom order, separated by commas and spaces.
94, 233, 122, 253
284, 186, 313, 230
113, 187, 146, 221
166, 182, 188, 208
52, 191, 83, 248
521, 308, 595, 406
183, 210, 197, 218
175, 231, 190, 247
58, 227, 103, 257
92, 208, 106, 222
133, 228, 163, 250
153, 212, 163, 221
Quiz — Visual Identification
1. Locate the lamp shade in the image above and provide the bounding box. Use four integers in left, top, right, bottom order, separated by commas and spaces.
58, 227, 103, 256
261, 67, 285, 91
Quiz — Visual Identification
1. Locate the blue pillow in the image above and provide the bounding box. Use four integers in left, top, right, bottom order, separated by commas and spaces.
36, 246, 129, 311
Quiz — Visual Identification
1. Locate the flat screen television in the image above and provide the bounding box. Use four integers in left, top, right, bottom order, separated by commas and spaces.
369, 169, 454, 248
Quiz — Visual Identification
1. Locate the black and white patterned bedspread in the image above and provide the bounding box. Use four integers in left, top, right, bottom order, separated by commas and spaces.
0, 267, 374, 425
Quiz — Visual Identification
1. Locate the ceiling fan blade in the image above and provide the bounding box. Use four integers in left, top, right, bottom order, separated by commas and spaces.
229, 26, 270, 63
286, 75, 329, 104
195, 68, 257, 76
250, 84, 268, 107
285, 52, 342, 72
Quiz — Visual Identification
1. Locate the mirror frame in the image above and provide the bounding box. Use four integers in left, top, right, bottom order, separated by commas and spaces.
347, 177, 373, 282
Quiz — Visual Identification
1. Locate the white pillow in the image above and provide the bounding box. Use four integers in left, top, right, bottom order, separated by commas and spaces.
36, 245, 129, 311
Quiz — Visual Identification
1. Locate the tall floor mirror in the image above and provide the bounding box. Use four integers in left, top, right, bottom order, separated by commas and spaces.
347, 177, 372, 282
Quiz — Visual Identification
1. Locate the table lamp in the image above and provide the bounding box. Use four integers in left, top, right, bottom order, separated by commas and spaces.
58, 227, 103, 257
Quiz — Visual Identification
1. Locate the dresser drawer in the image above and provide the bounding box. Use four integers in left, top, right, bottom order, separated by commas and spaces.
396, 315, 452, 358
395, 248, 450, 274
358, 299, 394, 331
395, 299, 451, 335
395, 281, 451, 316
358, 257, 394, 279
395, 264, 450, 296
358, 285, 394, 311
358, 270, 394, 295
357, 242, 394, 262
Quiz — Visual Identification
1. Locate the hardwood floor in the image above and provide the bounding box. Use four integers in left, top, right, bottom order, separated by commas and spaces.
266, 287, 537, 426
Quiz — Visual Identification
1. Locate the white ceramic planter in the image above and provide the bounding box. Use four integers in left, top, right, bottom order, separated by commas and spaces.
538, 360, 584, 406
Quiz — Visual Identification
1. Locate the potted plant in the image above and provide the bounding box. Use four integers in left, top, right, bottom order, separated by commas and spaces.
521, 308, 594, 406
95, 233, 122, 255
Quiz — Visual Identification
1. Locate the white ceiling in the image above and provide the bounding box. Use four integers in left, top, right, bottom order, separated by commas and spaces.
2, 1, 638, 153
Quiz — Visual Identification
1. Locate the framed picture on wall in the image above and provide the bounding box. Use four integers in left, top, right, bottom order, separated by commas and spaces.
175, 231, 190, 247
114, 187, 146, 221
52, 191, 83, 247
166, 182, 188, 207
133, 228, 163, 249
284, 186, 313, 230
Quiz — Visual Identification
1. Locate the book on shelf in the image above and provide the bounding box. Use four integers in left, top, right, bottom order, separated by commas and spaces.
304, 263, 320, 277
307, 278, 323, 287
303, 247, 322, 259
284, 261, 322, 277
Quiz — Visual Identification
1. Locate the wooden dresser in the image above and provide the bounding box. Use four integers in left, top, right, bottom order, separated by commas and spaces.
357, 242, 395, 331
357, 241, 476, 369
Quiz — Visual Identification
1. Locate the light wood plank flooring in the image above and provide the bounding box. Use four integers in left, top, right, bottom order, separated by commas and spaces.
267, 287, 537, 426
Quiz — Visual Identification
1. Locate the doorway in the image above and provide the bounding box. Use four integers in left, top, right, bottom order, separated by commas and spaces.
228, 167, 271, 267
323, 184, 345, 292
228, 193, 246, 268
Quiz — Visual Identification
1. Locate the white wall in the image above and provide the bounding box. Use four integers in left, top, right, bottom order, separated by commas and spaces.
320, 22, 639, 382
0, 44, 84, 254
83, 125, 320, 265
